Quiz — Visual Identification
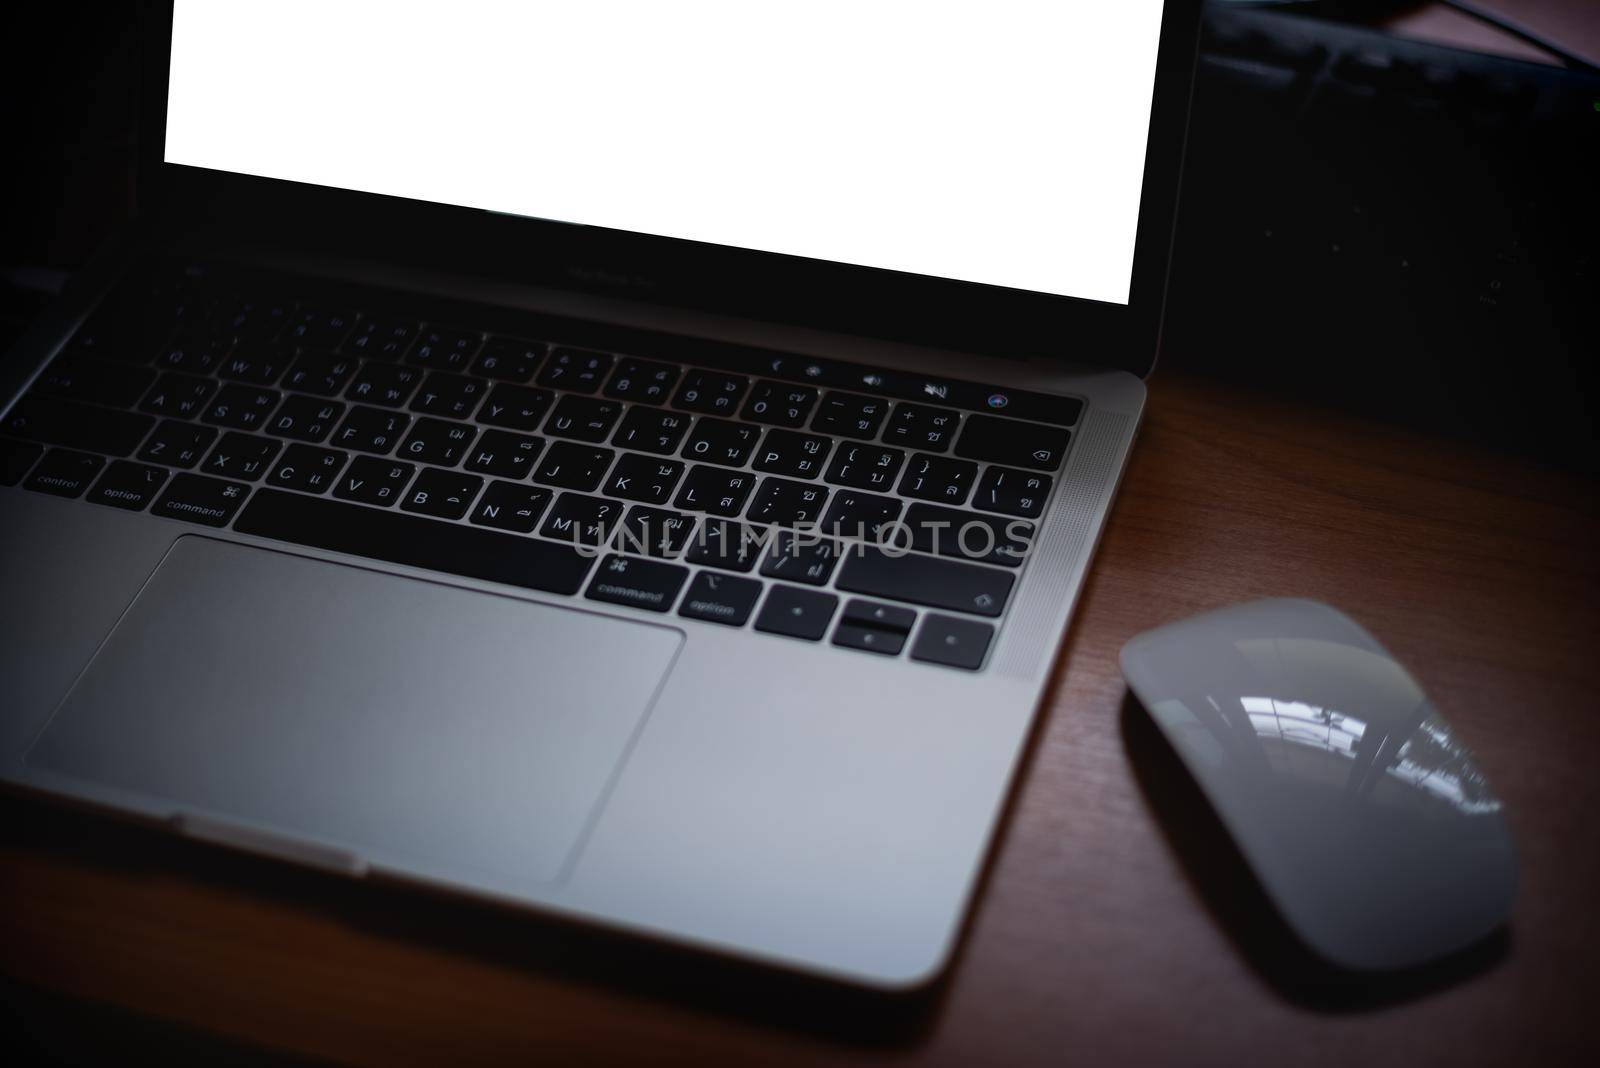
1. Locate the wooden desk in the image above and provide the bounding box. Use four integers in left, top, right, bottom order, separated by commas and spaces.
4, 371, 1596, 1065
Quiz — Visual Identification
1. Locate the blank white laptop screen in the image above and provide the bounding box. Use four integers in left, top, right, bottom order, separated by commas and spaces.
165, 1, 1167, 305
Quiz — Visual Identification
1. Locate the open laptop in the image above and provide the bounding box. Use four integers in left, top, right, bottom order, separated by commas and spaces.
0, 1, 1200, 989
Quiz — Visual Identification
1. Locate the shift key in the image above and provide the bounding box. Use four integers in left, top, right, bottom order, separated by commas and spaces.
836, 546, 1014, 617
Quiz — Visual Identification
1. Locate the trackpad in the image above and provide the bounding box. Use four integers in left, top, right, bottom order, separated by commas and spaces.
25, 536, 681, 886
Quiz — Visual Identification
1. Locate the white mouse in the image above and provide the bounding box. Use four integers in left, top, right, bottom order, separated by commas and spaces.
1120, 598, 1516, 971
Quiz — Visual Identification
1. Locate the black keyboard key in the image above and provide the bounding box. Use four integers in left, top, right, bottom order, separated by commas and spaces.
268, 444, 349, 494
537, 347, 611, 393
409, 371, 489, 418
759, 529, 841, 586
400, 466, 483, 519
820, 490, 902, 541
6, 394, 154, 456
68, 295, 182, 365
533, 442, 614, 491
154, 331, 226, 375
612, 407, 691, 454
954, 415, 1071, 471
811, 391, 887, 439
34, 355, 155, 408
87, 460, 168, 511
137, 420, 215, 469
678, 571, 763, 627
545, 394, 623, 442
674, 465, 756, 517
832, 622, 907, 657
139, 372, 216, 420
152, 472, 251, 527
753, 429, 831, 479
613, 506, 695, 558
754, 586, 838, 642
201, 384, 281, 431
203, 431, 281, 482
0, 439, 43, 485
333, 406, 411, 455
604, 358, 679, 404
685, 519, 766, 573
333, 456, 415, 507
824, 443, 904, 491
884, 402, 958, 452
842, 598, 916, 632
902, 503, 1034, 567
285, 307, 356, 348
213, 297, 292, 343
267, 394, 345, 443
603, 453, 684, 504
473, 336, 546, 382
479, 383, 554, 431
910, 614, 995, 671
974, 466, 1052, 518
673, 370, 747, 415
741, 381, 817, 427
216, 344, 289, 385
836, 547, 1014, 617
399, 417, 476, 466
469, 480, 552, 532
898, 453, 978, 504
540, 493, 622, 547
344, 317, 416, 361
407, 326, 480, 371
680, 418, 759, 467
464, 429, 544, 479
234, 489, 594, 596
746, 477, 829, 527
344, 362, 422, 407
283, 352, 359, 397
24, 448, 104, 498
585, 554, 688, 613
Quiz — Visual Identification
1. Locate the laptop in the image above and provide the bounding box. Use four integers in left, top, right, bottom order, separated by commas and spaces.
0, 1, 1200, 989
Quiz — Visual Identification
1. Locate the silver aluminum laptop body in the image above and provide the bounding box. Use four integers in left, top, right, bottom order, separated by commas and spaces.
0, 3, 1201, 988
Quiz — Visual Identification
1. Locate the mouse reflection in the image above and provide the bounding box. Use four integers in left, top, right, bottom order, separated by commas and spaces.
1235, 696, 1502, 816
1152, 634, 1503, 820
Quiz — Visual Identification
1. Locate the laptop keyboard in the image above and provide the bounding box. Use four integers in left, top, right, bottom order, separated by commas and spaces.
1, 265, 1084, 671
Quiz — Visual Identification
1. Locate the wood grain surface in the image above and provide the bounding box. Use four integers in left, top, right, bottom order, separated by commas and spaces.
3, 370, 1597, 1065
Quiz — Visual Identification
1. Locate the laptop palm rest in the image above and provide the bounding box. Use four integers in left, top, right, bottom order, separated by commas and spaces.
23, 535, 681, 886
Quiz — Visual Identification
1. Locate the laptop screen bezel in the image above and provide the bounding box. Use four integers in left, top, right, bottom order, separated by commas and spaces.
137, 1, 1201, 377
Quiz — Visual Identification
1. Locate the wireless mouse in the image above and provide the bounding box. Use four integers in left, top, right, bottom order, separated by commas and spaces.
1120, 598, 1516, 971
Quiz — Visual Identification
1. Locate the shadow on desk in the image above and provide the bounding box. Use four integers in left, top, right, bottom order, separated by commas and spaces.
0, 790, 948, 1059
1118, 690, 1511, 1011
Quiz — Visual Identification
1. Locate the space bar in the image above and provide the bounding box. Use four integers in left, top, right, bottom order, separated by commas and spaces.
233, 489, 595, 596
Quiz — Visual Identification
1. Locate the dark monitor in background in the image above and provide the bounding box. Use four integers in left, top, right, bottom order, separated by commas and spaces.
1, 1, 1594, 466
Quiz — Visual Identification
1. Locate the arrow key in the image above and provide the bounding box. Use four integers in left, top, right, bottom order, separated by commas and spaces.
911, 615, 995, 671
833, 623, 907, 656
754, 585, 838, 642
